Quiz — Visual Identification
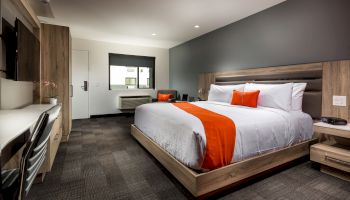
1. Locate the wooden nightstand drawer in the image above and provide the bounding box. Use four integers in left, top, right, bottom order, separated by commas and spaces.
311, 143, 350, 173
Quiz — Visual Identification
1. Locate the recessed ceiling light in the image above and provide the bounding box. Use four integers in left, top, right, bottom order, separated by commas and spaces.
151, 33, 157, 36
194, 25, 200, 28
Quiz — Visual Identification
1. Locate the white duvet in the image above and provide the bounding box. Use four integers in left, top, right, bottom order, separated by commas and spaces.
134, 101, 313, 170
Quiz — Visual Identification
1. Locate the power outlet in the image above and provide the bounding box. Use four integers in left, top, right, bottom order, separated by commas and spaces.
333, 96, 347, 107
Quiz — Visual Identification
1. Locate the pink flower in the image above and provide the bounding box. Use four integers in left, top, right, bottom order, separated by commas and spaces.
41, 80, 57, 98
43, 80, 50, 86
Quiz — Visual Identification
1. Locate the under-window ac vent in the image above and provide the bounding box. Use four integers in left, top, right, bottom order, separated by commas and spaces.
118, 95, 151, 110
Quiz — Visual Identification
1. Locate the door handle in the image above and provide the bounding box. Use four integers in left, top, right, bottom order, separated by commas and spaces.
70, 85, 73, 97
81, 81, 88, 91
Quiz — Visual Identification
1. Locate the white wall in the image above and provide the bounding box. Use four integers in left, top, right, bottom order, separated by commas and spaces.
72, 38, 169, 116
0, 78, 33, 109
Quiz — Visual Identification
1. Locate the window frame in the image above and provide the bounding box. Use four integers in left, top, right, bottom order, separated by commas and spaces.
108, 53, 155, 90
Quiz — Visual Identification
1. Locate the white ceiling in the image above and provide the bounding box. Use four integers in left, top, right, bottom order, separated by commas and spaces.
36, 0, 285, 49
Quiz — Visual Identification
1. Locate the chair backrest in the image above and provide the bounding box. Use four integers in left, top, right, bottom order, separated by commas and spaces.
18, 105, 61, 199
157, 90, 178, 99
17, 112, 48, 199
34, 105, 61, 153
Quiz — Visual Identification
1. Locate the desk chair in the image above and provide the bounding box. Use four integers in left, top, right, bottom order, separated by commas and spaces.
1, 105, 61, 200
1, 112, 47, 200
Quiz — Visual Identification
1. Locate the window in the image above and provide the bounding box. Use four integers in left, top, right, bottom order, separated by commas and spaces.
125, 77, 136, 86
109, 54, 155, 90
139, 67, 152, 89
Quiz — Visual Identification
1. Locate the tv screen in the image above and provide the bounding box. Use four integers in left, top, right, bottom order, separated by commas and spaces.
16, 19, 40, 82
1, 18, 16, 79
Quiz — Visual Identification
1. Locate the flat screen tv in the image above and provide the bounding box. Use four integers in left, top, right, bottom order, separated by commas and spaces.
15, 19, 40, 82
1, 18, 16, 79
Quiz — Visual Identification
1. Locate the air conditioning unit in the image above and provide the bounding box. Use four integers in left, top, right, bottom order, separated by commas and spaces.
118, 95, 151, 110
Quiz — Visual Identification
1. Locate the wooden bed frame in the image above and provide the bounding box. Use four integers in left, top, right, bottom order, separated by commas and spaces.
131, 62, 324, 197
132, 125, 317, 197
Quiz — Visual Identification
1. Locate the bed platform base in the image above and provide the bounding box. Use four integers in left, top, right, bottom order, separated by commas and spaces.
131, 124, 317, 197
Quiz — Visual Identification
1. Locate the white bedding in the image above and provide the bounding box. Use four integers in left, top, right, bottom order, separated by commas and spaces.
134, 101, 313, 170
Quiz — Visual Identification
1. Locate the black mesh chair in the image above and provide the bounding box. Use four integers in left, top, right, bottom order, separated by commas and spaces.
152, 89, 178, 103
1, 105, 61, 200
1, 112, 47, 200
19, 105, 61, 199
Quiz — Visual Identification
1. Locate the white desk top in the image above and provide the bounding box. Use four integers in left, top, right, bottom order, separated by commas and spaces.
0, 104, 55, 151
314, 122, 350, 131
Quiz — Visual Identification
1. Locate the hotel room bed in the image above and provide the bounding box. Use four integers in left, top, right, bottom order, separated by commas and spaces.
134, 101, 313, 171
131, 62, 323, 197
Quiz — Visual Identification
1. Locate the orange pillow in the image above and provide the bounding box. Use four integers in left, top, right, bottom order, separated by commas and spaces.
231, 90, 260, 108
158, 94, 173, 102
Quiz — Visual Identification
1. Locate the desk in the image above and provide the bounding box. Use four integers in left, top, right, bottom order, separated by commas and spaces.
0, 104, 55, 166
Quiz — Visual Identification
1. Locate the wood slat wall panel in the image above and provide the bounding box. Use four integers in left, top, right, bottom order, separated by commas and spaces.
198, 73, 215, 100
41, 24, 71, 141
322, 60, 350, 121
215, 63, 323, 78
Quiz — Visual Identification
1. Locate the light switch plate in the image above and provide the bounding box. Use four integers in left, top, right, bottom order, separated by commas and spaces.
333, 96, 347, 107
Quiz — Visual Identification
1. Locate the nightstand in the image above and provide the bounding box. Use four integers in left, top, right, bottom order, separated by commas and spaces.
310, 122, 350, 181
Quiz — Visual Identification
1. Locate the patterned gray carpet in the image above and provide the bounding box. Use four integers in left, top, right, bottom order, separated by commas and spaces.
27, 116, 350, 200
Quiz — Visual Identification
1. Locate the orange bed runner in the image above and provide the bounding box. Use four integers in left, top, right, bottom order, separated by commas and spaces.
172, 102, 236, 170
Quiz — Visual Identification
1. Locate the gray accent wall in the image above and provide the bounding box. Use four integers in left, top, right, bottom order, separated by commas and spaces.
169, 0, 350, 97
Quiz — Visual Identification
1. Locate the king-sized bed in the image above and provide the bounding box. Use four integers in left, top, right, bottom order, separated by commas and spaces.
131, 62, 323, 197
135, 101, 313, 171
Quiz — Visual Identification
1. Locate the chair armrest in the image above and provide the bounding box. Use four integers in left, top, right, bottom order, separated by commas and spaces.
168, 98, 176, 103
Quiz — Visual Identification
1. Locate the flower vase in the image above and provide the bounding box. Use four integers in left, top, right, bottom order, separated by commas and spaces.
49, 97, 58, 105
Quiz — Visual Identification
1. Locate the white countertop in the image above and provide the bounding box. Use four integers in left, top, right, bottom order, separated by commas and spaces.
314, 122, 350, 131
0, 104, 55, 151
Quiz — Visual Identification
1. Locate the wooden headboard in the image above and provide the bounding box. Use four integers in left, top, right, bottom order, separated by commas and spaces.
198, 62, 323, 119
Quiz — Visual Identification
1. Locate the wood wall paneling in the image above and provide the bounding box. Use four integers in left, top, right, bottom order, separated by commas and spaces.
10, 0, 40, 29
322, 60, 350, 121
215, 62, 323, 78
41, 24, 72, 141
198, 73, 215, 100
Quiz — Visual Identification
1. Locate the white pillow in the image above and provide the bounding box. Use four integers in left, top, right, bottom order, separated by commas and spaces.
292, 83, 307, 111
208, 84, 245, 103
244, 83, 293, 111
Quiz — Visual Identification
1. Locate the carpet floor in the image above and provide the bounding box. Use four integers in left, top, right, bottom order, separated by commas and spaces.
27, 116, 350, 200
